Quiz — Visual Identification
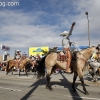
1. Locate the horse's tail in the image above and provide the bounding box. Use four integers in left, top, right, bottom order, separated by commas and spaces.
36, 56, 46, 79
6, 60, 11, 75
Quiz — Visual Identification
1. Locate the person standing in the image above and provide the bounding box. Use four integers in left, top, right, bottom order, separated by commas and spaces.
60, 22, 75, 73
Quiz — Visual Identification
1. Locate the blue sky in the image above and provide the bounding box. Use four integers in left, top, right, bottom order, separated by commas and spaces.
0, 0, 100, 57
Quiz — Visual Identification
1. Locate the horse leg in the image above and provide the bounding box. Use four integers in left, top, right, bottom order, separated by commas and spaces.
46, 67, 53, 90
92, 69, 98, 83
6, 70, 9, 75
11, 68, 13, 75
72, 72, 78, 92
6, 68, 9, 75
99, 68, 100, 76
6, 68, 11, 75
78, 69, 89, 95
19, 69, 21, 76
79, 77, 89, 95
46, 75, 52, 90
25, 68, 28, 77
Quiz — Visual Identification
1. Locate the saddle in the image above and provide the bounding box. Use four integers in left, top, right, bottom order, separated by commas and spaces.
57, 52, 67, 62
72, 51, 78, 61
57, 51, 78, 62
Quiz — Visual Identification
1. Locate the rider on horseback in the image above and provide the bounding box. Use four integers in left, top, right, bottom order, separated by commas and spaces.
88, 46, 100, 79
91, 46, 99, 62
15, 50, 21, 62
60, 22, 75, 73
14, 50, 21, 71
22, 52, 27, 60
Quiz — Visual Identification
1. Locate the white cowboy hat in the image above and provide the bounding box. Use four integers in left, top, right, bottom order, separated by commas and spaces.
60, 31, 69, 36
16, 50, 21, 52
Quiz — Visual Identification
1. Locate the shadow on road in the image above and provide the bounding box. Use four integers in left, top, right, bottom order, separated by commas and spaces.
20, 72, 90, 100
20, 78, 46, 100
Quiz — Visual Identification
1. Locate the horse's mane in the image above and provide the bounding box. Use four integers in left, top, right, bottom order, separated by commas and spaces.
79, 46, 96, 53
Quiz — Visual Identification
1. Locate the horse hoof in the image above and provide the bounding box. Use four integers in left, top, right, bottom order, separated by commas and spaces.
73, 89, 76, 92
84, 91, 89, 95
46, 85, 53, 91
50, 88, 53, 91
72, 87, 76, 92
48, 86, 53, 91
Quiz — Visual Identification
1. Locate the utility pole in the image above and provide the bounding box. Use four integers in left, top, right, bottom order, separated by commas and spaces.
85, 12, 90, 47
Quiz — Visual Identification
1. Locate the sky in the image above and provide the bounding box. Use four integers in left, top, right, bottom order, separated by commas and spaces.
0, 0, 100, 57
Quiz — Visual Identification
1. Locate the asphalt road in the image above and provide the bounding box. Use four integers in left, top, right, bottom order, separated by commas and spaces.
0, 71, 100, 100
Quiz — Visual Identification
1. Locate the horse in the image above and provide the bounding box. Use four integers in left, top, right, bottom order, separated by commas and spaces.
87, 62, 100, 82
87, 50, 100, 82
96, 51, 100, 76
6, 57, 33, 76
36, 46, 99, 95
97, 67, 100, 76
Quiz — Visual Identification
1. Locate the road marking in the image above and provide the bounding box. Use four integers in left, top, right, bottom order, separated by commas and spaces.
64, 95, 100, 100
0, 87, 22, 91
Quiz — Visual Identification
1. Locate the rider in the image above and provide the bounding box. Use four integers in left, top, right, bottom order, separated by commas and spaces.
14, 50, 21, 71
91, 46, 99, 62
88, 46, 100, 73
22, 52, 27, 60
60, 22, 75, 73
15, 50, 21, 62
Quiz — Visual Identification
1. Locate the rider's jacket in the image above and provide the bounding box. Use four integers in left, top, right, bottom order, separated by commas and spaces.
91, 50, 98, 62
16, 53, 21, 59
61, 31, 72, 49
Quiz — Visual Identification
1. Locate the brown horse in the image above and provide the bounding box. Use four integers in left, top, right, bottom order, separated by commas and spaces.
6, 58, 33, 76
37, 46, 99, 95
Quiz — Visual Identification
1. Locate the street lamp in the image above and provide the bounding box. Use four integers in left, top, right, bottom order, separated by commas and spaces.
85, 12, 90, 47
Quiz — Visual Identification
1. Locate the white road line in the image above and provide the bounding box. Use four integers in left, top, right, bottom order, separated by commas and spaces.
64, 95, 100, 100
0, 87, 22, 91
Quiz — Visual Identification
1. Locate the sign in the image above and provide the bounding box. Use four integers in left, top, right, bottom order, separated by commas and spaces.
29, 46, 49, 56
1, 44, 10, 51
79, 46, 89, 49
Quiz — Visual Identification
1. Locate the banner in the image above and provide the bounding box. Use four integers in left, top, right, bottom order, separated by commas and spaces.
1, 44, 10, 51
29, 46, 49, 56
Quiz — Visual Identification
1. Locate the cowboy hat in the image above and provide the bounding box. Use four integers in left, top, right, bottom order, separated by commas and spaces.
60, 31, 69, 36
16, 50, 21, 52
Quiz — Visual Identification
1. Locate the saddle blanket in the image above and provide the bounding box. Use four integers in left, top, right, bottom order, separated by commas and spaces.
57, 52, 67, 62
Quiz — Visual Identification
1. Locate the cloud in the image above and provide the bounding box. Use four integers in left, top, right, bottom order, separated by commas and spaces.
0, 10, 61, 48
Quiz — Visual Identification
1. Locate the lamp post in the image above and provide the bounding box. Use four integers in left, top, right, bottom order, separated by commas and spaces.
85, 12, 90, 47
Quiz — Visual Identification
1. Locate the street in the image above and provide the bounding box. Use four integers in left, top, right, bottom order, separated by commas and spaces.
0, 71, 100, 100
